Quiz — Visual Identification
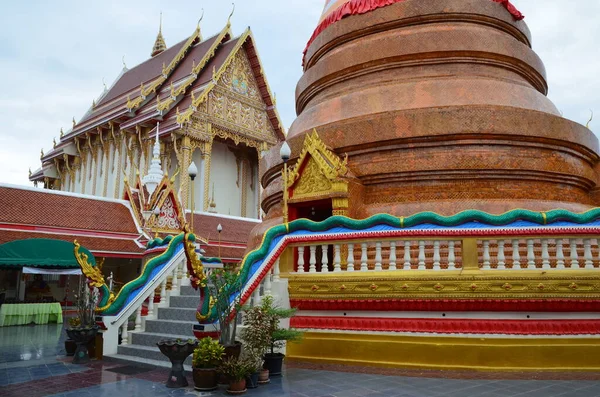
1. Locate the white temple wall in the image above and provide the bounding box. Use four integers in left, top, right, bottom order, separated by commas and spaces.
210, 141, 241, 217
73, 167, 81, 193
246, 161, 259, 219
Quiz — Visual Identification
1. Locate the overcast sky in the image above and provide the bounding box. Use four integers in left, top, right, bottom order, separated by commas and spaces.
0, 0, 598, 186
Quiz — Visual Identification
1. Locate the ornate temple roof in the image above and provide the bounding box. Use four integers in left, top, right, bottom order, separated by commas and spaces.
151, 14, 167, 57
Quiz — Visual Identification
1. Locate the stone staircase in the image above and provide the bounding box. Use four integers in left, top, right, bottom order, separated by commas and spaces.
106, 285, 201, 369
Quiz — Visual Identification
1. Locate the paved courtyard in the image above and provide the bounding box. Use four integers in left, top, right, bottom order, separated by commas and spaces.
1, 323, 600, 397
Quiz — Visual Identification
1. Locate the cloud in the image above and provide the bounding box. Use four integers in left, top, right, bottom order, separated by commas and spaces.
0, 0, 598, 187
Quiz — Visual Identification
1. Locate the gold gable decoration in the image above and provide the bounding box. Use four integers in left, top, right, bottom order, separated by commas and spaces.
287, 130, 350, 215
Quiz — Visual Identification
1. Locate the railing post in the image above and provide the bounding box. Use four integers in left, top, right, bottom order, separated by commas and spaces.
264, 269, 272, 296
448, 241, 456, 270
418, 241, 426, 270
462, 238, 479, 271
584, 239, 594, 269
556, 239, 565, 269
541, 239, 550, 269
135, 305, 142, 332
333, 244, 341, 272
389, 242, 397, 271
273, 258, 281, 281
375, 242, 383, 271
121, 322, 128, 345
570, 240, 580, 269
171, 267, 179, 292
527, 239, 536, 269
482, 241, 491, 270
321, 244, 329, 273
309, 246, 317, 273
512, 240, 521, 270
432, 241, 441, 271
297, 246, 305, 273
252, 285, 261, 307
404, 241, 411, 270
361, 243, 368, 271
347, 244, 355, 272
147, 292, 155, 319
497, 240, 506, 270
160, 279, 167, 306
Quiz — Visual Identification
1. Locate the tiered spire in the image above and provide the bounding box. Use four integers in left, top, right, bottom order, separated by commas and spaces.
151, 13, 167, 57
142, 123, 164, 196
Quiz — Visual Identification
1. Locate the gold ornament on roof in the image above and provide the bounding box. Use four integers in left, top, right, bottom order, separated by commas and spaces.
151, 12, 167, 57
60, 128, 64, 138
28, 168, 32, 177
53, 138, 57, 148
72, 117, 76, 127
586, 110, 594, 129
40, 148, 44, 158
227, 3, 235, 25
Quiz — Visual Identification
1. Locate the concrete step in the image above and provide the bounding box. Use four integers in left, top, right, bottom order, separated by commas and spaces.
179, 286, 199, 296
131, 331, 193, 348
145, 318, 197, 335
157, 306, 197, 321
104, 353, 192, 372
169, 295, 200, 309
117, 344, 194, 366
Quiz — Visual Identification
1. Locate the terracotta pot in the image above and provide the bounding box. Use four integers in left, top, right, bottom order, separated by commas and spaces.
192, 367, 218, 391
258, 368, 270, 384
227, 378, 247, 395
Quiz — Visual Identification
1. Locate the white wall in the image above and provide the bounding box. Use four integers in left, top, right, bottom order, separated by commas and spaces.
209, 142, 241, 217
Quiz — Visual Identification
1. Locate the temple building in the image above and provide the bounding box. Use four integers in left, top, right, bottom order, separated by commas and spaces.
1, 15, 283, 304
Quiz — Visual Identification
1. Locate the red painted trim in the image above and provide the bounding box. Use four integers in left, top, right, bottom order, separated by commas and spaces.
303, 0, 523, 64
290, 316, 600, 335
290, 299, 600, 313
0, 223, 140, 239
92, 252, 143, 259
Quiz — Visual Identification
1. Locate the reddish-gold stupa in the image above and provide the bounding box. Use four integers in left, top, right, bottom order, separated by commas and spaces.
255, 0, 599, 241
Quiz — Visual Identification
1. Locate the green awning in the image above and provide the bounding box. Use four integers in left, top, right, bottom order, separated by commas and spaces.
0, 239, 95, 269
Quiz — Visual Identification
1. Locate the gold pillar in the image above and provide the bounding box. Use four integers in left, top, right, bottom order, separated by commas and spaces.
180, 135, 192, 208
462, 238, 481, 272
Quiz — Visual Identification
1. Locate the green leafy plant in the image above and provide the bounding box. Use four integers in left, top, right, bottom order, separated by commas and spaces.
260, 295, 303, 355
193, 337, 225, 369
219, 355, 255, 381
71, 280, 98, 328
241, 305, 272, 370
68, 317, 81, 327
207, 269, 243, 346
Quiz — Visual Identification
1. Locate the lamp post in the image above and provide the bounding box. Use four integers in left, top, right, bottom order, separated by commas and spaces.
280, 141, 291, 224
187, 161, 198, 233
217, 223, 223, 259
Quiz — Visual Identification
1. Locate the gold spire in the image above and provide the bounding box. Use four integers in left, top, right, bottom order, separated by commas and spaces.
209, 183, 217, 213
72, 117, 76, 127
53, 138, 57, 148
151, 12, 167, 57
40, 149, 44, 159
60, 127, 64, 138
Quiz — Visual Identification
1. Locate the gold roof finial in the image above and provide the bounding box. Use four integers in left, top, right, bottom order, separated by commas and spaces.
122, 56, 128, 70
151, 12, 167, 57
102, 77, 107, 92
28, 168, 32, 177
197, 9, 204, 39
191, 90, 196, 103
53, 138, 57, 148
60, 127, 64, 138
92, 99, 96, 108
227, 3, 235, 25
40, 148, 44, 158
72, 117, 76, 127
586, 110, 594, 129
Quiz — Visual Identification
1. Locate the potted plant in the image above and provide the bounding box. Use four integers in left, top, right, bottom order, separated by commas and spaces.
219, 356, 254, 395
157, 338, 198, 388
261, 295, 303, 377
192, 337, 225, 391
207, 269, 243, 357
242, 305, 273, 385
66, 281, 99, 364
64, 317, 80, 356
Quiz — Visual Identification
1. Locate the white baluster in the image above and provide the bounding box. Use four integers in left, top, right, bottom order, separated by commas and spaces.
433, 241, 441, 271
497, 240, 506, 270
264, 270, 272, 296
160, 279, 167, 306
556, 239, 565, 269
135, 305, 142, 331
448, 241, 456, 270
584, 239, 594, 269
482, 241, 491, 270
374, 242, 383, 271
418, 241, 426, 270
309, 246, 317, 273
361, 243, 368, 271
321, 245, 329, 273
121, 322, 129, 345
273, 258, 281, 281
333, 245, 341, 272
570, 240, 580, 269
389, 242, 397, 271
527, 239, 536, 269
147, 292, 155, 319
403, 241, 411, 270
541, 239, 550, 269
347, 244, 355, 272
512, 240, 521, 269
297, 246, 305, 273
171, 268, 179, 291
252, 285, 261, 307
177, 257, 183, 279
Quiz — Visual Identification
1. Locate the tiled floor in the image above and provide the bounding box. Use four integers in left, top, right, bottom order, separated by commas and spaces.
1, 323, 600, 397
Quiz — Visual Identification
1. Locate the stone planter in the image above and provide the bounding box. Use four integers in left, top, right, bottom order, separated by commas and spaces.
157, 339, 198, 388
66, 326, 99, 364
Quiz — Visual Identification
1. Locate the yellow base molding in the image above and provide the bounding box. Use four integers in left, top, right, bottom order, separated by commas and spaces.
287, 332, 600, 371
